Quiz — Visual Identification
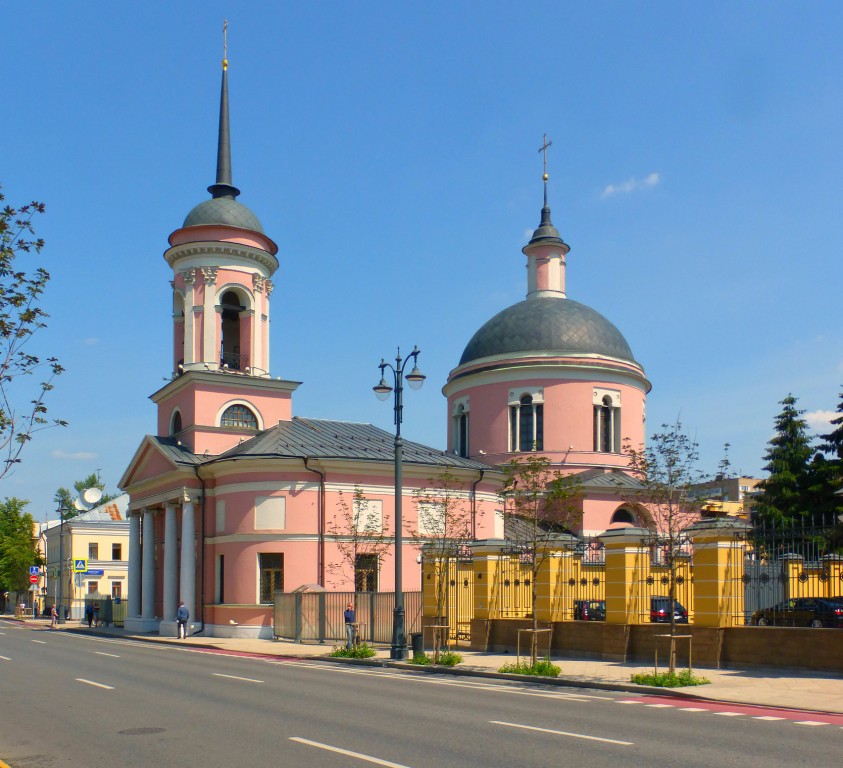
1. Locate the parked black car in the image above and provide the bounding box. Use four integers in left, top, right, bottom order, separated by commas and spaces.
751, 597, 843, 628
649, 596, 689, 623
573, 600, 606, 621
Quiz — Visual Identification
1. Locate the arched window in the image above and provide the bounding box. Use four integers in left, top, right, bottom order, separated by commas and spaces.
220, 290, 245, 370
220, 404, 258, 429
510, 394, 543, 452
170, 411, 183, 436
610, 507, 636, 525
593, 390, 620, 453
454, 403, 469, 458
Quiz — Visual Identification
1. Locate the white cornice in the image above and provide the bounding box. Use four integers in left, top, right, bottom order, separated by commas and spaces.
150, 370, 301, 403
164, 242, 279, 275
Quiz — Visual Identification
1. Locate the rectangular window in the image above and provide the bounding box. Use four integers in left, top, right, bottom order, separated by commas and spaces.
255, 496, 286, 530
87, 581, 99, 594
417, 501, 446, 537
259, 553, 284, 603
111, 582, 122, 599
112, 543, 122, 560
216, 554, 225, 604
216, 500, 226, 533
509, 405, 518, 451
88, 543, 99, 560
355, 554, 378, 592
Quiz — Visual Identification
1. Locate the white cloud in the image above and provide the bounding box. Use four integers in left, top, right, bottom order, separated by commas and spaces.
805, 410, 836, 432
601, 172, 661, 199
52, 449, 97, 461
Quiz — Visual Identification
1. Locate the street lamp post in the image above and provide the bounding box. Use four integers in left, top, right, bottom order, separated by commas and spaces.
57, 505, 68, 624
374, 346, 425, 661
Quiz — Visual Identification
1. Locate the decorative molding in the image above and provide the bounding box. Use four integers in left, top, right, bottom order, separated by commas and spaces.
164, 243, 279, 274
181, 268, 196, 285
252, 273, 266, 293
265, 279, 274, 297
201, 267, 219, 284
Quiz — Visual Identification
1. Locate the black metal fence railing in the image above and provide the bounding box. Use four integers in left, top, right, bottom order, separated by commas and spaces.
273, 591, 422, 644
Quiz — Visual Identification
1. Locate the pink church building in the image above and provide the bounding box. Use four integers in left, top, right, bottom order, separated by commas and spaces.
121, 56, 651, 639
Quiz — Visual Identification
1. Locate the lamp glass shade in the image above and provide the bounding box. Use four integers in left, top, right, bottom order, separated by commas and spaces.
405, 366, 425, 390
373, 379, 392, 401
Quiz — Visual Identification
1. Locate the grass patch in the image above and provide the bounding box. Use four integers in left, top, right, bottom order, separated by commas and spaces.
631, 669, 710, 687
498, 658, 561, 677
437, 651, 463, 667
408, 653, 432, 665
328, 643, 377, 659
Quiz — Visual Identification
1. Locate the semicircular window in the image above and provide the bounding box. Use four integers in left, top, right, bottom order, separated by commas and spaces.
220, 404, 258, 429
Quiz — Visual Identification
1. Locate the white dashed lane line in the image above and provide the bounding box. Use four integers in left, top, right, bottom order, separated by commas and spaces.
753, 716, 785, 721
212, 673, 264, 684
290, 737, 413, 767
32, 639, 46, 644
0, 655, 11, 661
794, 721, 830, 727
76, 678, 114, 690
491, 721, 633, 746
94, 651, 121, 658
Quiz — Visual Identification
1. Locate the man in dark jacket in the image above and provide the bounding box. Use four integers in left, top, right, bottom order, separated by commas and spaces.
344, 602, 356, 649
176, 601, 189, 639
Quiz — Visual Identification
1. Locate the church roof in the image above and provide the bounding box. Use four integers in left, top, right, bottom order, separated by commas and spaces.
210, 417, 496, 471
458, 296, 637, 367
183, 197, 265, 233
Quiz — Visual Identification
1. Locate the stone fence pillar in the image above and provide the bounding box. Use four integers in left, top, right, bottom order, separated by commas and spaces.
471, 540, 507, 620
599, 527, 651, 624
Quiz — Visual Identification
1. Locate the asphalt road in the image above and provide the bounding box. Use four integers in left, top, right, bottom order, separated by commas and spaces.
0, 623, 839, 767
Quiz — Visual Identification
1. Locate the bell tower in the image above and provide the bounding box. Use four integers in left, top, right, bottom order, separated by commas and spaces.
151, 41, 299, 456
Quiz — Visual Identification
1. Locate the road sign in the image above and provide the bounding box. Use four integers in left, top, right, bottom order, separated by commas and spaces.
29, 574, 38, 584
83, 570, 104, 576
73, 559, 87, 573
29, 566, 39, 575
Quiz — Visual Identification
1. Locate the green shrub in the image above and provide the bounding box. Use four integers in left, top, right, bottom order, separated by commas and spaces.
408, 653, 432, 665
437, 651, 463, 667
631, 669, 710, 687
499, 657, 560, 677
328, 643, 377, 659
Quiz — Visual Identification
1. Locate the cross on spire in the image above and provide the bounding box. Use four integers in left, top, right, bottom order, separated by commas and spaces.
538, 133, 552, 180
222, 19, 229, 70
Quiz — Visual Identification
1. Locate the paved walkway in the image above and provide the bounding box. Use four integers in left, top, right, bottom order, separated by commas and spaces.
6, 617, 842, 715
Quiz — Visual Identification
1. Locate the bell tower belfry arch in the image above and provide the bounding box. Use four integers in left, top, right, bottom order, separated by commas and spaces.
152, 43, 299, 456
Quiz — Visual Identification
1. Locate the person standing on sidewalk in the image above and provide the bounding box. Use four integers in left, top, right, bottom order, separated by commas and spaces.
50, 604, 57, 629
176, 601, 189, 639
344, 602, 356, 650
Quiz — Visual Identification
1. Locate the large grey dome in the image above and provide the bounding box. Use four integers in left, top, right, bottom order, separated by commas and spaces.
183, 197, 265, 234
459, 297, 636, 366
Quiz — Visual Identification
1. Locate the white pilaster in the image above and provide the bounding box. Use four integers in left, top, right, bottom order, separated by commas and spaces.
182, 269, 196, 365
128, 512, 141, 618
202, 267, 218, 365
180, 494, 197, 631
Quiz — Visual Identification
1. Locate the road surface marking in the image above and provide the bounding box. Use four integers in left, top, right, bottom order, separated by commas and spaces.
713, 712, 742, 716
794, 721, 829, 726
616, 700, 641, 704
492, 721, 633, 746
32, 639, 47, 644
645, 703, 673, 708
212, 673, 264, 683
290, 737, 412, 767
76, 678, 114, 690
753, 716, 785, 721
0, 655, 11, 661
94, 651, 121, 658
679, 707, 708, 712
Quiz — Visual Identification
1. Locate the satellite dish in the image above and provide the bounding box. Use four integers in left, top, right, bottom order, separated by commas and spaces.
83, 487, 103, 505
73, 498, 89, 511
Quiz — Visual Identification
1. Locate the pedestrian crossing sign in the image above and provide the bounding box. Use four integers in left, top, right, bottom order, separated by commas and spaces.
73, 559, 87, 573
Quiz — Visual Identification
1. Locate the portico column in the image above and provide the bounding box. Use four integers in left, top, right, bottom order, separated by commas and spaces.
163, 502, 179, 623
128, 511, 141, 618
141, 509, 156, 621
180, 493, 196, 626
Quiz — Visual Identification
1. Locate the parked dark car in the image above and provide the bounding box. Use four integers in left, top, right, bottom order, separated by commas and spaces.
573, 600, 606, 621
649, 597, 689, 624
751, 597, 843, 628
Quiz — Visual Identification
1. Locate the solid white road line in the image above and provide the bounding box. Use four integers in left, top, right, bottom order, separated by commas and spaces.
645, 703, 673, 708
0, 655, 11, 661
679, 707, 709, 712
616, 700, 641, 704
94, 651, 121, 658
32, 639, 47, 644
713, 712, 742, 717
212, 673, 264, 683
290, 737, 413, 767
794, 721, 829, 726
753, 716, 785, 721
492, 721, 633, 746
76, 678, 114, 690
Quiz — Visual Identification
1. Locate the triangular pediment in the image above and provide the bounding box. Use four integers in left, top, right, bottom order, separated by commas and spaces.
119, 435, 200, 490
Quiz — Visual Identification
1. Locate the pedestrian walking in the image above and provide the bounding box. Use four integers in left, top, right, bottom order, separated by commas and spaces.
344, 602, 356, 650
176, 601, 189, 639
92, 602, 100, 627
85, 603, 94, 628
50, 604, 57, 629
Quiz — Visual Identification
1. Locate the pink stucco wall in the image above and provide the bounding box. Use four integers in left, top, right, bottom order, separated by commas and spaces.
168, 225, 278, 256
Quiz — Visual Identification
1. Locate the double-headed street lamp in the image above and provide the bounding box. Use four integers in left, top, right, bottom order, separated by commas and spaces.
373, 346, 425, 660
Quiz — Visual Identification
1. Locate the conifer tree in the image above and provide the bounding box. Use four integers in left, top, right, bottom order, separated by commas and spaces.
814, 388, 843, 522
754, 394, 814, 525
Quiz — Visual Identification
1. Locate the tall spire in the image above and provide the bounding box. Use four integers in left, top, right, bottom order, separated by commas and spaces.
207, 20, 241, 200
526, 134, 566, 248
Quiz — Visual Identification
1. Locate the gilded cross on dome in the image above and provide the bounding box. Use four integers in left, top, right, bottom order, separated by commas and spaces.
538, 133, 552, 181
222, 19, 229, 71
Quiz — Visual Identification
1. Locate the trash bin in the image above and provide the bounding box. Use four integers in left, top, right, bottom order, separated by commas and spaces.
410, 632, 424, 657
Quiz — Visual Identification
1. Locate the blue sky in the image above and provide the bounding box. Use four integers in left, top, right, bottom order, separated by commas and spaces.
4, 2, 842, 520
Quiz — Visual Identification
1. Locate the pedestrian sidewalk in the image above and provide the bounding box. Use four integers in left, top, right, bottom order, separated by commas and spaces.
8, 616, 842, 715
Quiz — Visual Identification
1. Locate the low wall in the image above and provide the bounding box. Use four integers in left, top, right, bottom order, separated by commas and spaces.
470, 619, 843, 672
